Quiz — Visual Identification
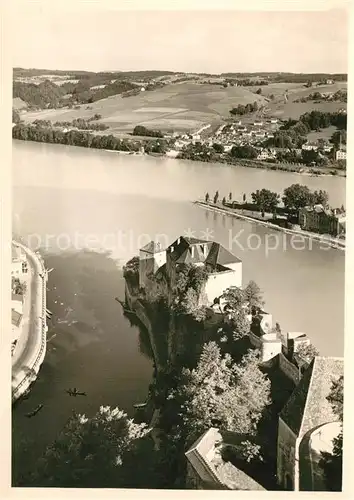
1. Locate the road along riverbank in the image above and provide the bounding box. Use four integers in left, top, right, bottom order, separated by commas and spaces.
194, 201, 345, 250
12, 240, 48, 403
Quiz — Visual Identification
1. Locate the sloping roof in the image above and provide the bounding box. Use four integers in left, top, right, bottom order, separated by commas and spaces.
12, 309, 23, 327
167, 237, 241, 269
280, 356, 343, 438
206, 242, 242, 268
216, 461, 266, 491
12, 293, 23, 303
169, 237, 211, 264
140, 241, 164, 254
186, 428, 266, 491
13, 97, 28, 110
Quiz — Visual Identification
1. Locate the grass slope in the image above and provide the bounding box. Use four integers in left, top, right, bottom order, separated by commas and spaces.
22, 82, 267, 133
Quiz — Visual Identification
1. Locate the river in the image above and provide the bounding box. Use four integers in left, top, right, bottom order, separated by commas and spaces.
11, 140, 345, 483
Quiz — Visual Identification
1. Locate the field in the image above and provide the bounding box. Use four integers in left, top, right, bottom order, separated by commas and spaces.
257, 81, 347, 120
19, 79, 347, 135
20, 82, 267, 134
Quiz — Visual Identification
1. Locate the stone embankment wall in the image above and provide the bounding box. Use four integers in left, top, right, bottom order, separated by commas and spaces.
12, 242, 47, 402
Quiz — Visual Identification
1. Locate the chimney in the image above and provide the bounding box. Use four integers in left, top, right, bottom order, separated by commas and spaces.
191, 246, 195, 258
203, 244, 208, 257
177, 237, 181, 245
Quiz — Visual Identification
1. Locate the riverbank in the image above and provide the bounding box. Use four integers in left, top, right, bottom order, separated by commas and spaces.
12, 241, 48, 402
12, 128, 345, 177
194, 201, 346, 250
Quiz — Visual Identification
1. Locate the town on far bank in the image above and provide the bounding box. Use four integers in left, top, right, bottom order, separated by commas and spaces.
12, 70, 347, 177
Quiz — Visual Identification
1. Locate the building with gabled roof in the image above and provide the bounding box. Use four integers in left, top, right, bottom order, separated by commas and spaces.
185, 428, 266, 490
138, 236, 242, 305
277, 356, 343, 491
299, 204, 346, 237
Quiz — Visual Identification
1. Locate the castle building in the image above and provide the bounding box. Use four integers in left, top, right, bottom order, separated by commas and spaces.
139, 236, 242, 306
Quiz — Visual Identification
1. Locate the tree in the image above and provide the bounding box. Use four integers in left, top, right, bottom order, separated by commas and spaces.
282, 184, 313, 213
301, 148, 320, 165
12, 108, 21, 124
330, 130, 347, 148
251, 189, 280, 214
231, 145, 258, 159
177, 343, 271, 445
180, 287, 207, 321
213, 191, 219, 204
221, 286, 246, 312
222, 196, 226, 205
319, 376, 343, 491
205, 192, 210, 203
212, 143, 224, 153
229, 192, 232, 202
123, 255, 140, 285
231, 310, 251, 340
295, 343, 319, 363
312, 189, 329, 207
27, 406, 151, 487
243, 193, 246, 203
244, 280, 265, 313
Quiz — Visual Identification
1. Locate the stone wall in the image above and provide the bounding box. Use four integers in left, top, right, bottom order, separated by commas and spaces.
279, 352, 301, 384
277, 418, 297, 490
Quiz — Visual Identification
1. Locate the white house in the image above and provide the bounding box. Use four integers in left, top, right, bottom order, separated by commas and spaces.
12, 246, 28, 277
302, 143, 318, 151
336, 149, 347, 161
257, 149, 276, 161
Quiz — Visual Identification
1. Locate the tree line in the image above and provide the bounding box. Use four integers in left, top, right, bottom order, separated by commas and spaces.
12, 123, 167, 154
133, 125, 164, 138
264, 110, 347, 151
204, 184, 342, 217
230, 101, 259, 116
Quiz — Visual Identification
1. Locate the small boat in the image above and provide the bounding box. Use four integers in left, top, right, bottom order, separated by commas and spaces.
25, 404, 43, 418
133, 402, 147, 410
66, 388, 87, 397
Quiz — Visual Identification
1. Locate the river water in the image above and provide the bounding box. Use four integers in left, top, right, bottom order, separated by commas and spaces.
11, 140, 345, 483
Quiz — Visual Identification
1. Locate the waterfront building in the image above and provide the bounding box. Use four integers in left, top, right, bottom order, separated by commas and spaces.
12, 309, 23, 342
11, 245, 28, 277
298, 204, 346, 237
302, 143, 318, 151
336, 149, 347, 161
12, 293, 24, 315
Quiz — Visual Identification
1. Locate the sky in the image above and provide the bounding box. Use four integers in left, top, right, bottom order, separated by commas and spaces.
11, 5, 348, 74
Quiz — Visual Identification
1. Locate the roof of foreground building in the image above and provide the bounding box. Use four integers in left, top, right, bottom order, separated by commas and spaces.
280, 356, 343, 438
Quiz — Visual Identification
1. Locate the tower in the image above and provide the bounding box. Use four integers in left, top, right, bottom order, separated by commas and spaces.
139, 241, 166, 288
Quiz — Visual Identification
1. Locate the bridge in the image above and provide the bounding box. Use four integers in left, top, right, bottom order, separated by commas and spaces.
11, 240, 48, 403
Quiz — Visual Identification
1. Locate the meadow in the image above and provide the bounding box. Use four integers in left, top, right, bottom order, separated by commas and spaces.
20, 82, 267, 134
18, 80, 347, 135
